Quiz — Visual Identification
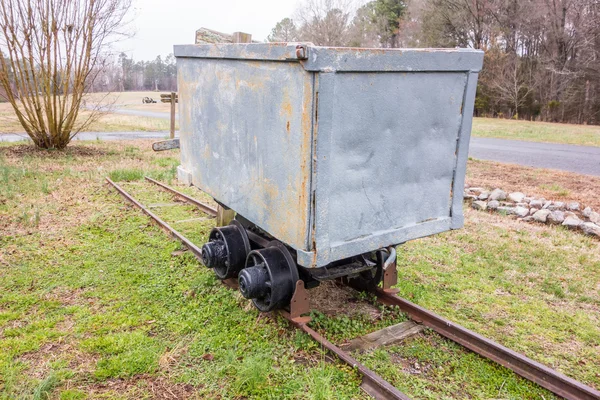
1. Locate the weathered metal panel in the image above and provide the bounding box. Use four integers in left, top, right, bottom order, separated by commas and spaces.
177, 57, 314, 250
175, 43, 483, 268
318, 71, 467, 263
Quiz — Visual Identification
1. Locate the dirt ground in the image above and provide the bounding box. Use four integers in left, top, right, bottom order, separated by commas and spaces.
467, 158, 600, 210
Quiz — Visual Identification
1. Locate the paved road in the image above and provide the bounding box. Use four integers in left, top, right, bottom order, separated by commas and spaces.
0, 131, 173, 143
2, 129, 598, 176
469, 137, 600, 176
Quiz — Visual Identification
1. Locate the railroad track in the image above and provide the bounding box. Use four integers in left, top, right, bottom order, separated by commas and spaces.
106, 177, 600, 400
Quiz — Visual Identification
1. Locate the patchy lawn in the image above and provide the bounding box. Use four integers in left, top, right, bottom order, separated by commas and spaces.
472, 117, 600, 147
1, 140, 598, 399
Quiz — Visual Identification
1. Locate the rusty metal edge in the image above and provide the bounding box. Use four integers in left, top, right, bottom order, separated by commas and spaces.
106, 177, 204, 262
144, 176, 218, 217
374, 289, 600, 400
279, 310, 411, 400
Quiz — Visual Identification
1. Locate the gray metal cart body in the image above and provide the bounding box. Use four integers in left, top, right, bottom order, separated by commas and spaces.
174, 43, 483, 268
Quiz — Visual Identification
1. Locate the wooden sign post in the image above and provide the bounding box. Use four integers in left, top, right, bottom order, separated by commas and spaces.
170, 92, 176, 139
160, 93, 179, 139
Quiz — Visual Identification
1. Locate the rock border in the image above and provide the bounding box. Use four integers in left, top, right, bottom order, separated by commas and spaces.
464, 187, 600, 239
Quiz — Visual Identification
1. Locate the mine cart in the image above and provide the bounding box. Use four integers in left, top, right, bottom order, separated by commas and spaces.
173, 43, 483, 311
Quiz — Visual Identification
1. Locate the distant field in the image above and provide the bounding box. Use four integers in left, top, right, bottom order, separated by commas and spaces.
83, 91, 174, 113
0, 92, 175, 134
472, 117, 600, 147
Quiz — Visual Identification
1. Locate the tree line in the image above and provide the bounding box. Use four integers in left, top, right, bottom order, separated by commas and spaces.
88, 53, 177, 93
268, 0, 600, 125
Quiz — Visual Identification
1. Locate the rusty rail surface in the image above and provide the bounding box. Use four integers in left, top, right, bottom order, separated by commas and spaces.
107, 177, 600, 400
106, 178, 204, 261
144, 176, 218, 216
373, 289, 600, 400
280, 310, 411, 400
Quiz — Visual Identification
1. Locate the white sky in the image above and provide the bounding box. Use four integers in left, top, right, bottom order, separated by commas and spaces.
116, 0, 300, 60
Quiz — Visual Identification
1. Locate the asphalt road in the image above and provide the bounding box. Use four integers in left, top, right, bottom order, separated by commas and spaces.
469, 137, 600, 176
0, 131, 172, 142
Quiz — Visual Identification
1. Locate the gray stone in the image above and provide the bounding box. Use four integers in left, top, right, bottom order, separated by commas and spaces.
522, 216, 534, 222
565, 211, 577, 218
472, 201, 487, 211
589, 211, 600, 224
532, 209, 551, 223
582, 207, 592, 218
548, 211, 565, 224
548, 201, 565, 210
464, 194, 478, 201
567, 202, 580, 211
478, 191, 490, 200
469, 187, 485, 195
523, 197, 533, 203
516, 202, 529, 208
542, 201, 552, 209
580, 222, 600, 237
487, 200, 500, 210
489, 188, 507, 201
514, 206, 530, 217
508, 192, 526, 203
562, 216, 582, 229
497, 206, 515, 215
529, 199, 544, 209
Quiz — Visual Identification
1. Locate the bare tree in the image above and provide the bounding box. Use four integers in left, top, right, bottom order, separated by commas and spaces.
0, 0, 131, 149
490, 53, 534, 118
267, 18, 299, 42
295, 0, 354, 46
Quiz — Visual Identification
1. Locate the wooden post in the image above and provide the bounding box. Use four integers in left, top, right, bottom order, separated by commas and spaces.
232, 32, 252, 43
170, 91, 176, 139
216, 206, 236, 227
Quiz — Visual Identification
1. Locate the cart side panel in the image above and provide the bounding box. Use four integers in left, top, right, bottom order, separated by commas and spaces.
317, 71, 470, 262
177, 58, 314, 250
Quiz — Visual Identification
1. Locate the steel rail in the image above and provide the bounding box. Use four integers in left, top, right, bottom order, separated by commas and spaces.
106, 177, 409, 399
280, 310, 411, 400
144, 177, 272, 248
373, 288, 600, 400
106, 178, 204, 261
144, 176, 218, 216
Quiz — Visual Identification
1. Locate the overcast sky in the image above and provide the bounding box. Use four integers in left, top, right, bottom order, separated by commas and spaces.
116, 0, 300, 60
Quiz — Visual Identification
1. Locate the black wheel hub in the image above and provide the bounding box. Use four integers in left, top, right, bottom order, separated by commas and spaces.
238, 241, 299, 312
201, 220, 250, 279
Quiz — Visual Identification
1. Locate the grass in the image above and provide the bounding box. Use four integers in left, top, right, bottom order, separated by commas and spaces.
472, 117, 600, 147
1, 140, 599, 399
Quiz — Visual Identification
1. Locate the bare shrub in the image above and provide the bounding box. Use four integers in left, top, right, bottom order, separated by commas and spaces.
0, 0, 132, 149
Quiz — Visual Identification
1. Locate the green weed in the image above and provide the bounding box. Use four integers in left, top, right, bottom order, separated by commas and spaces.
108, 168, 144, 182
539, 183, 571, 197
33, 374, 58, 400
